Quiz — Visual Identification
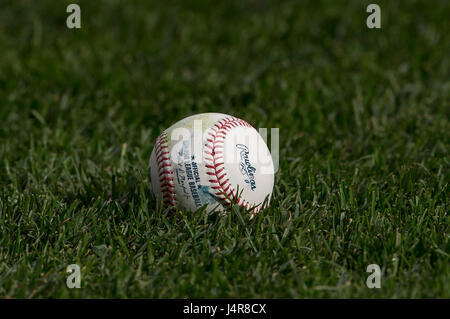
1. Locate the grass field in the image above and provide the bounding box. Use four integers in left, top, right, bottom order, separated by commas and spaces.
0, 0, 449, 298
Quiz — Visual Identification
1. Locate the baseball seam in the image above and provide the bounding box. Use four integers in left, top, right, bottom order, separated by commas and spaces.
204, 116, 267, 216
154, 131, 176, 207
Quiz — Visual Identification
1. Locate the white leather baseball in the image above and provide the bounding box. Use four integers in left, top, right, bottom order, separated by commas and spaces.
148, 113, 274, 216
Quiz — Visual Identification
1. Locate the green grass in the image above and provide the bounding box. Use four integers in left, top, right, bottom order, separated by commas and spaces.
0, 0, 449, 298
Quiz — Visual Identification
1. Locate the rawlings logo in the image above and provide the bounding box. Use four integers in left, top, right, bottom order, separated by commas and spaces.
236, 144, 256, 191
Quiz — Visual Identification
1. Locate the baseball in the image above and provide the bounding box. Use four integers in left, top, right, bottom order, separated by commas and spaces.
148, 113, 274, 216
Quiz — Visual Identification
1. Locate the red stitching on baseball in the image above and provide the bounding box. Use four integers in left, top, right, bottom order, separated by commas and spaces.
204, 116, 263, 214
154, 132, 176, 207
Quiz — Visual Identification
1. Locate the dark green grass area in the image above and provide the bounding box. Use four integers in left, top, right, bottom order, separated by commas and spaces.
0, 0, 449, 298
